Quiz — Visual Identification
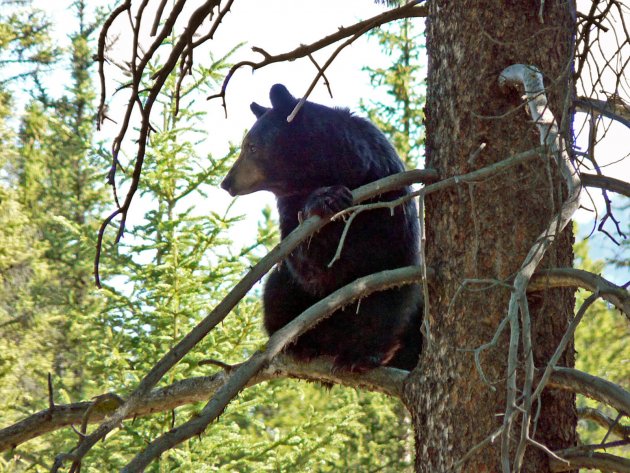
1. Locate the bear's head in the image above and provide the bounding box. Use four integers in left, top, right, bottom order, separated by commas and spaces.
221, 84, 343, 198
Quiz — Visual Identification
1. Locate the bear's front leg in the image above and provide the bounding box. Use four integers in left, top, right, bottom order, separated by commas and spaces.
263, 263, 323, 361
301, 185, 353, 220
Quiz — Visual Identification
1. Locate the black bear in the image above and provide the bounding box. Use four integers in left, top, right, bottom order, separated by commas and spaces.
221, 84, 422, 372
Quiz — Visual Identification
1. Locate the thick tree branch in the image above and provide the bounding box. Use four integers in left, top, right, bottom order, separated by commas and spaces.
549, 450, 630, 473
549, 367, 630, 416
581, 172, 630, 197
0, 355, 406, 452
529, 267, 630, 318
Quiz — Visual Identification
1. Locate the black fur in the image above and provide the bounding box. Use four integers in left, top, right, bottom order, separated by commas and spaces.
222, 84, 422, 372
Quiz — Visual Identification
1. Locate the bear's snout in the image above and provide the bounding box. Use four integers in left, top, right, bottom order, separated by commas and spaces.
220, 158, 266, 196
220, 174, 235, 196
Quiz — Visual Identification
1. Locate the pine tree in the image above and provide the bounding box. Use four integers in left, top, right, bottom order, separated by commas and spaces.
361, 17, 425, 168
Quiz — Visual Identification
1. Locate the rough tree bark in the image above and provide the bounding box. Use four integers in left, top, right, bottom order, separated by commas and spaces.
403, 2, 578, 472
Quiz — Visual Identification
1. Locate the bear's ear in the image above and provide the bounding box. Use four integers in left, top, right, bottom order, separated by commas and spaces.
269, 84, 297, 116
250, 102, 269, 118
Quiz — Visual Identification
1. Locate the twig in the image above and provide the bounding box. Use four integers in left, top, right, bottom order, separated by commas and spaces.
47, 374, 54, 411
287, 26, 371, 122
548, 450, 630, 472
454, 427, 504, 471
207, 1, 428, 106
575, 96, 630, 129
418, 194, 432, 345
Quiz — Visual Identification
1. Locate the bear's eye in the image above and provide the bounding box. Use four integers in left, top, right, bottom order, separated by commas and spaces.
249, 144, 257, 153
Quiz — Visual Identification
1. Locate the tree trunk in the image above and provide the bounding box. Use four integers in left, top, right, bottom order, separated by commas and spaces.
404, 2, 578, 472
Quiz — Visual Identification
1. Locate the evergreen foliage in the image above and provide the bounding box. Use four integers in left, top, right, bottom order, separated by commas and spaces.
1, 3, 623, 472
574, 235, 629, 459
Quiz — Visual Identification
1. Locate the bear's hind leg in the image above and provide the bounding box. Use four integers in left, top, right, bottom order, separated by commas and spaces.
328, 284, 422, 373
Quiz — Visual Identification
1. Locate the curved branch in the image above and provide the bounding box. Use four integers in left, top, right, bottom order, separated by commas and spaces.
575, 96, 630, 129
529, 267, 630, 318
578, 407, 630, 439
207, 1, 428, 105
0, 355, 406, 452
582, 173, 630, 197
95, 0, 222, 287
548, 367, 630, 416
498, 64, 583, 473
549, 450, 630, 473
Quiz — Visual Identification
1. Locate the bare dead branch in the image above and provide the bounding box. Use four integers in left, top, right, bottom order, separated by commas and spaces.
0, 354, 408, 452
529, 267, 630, 317
454, 427, 504, 471
582, 172, 630, 197
0, 355, 406, 452
47, 373, 54, 411
287, 26, 370, 122
207, 1, 428, 107
549, 367, 630, 416
498, 64, 582, 473
529, 292, 600, 415
121, 266, 423, 472
418, 195, 432, 345
94, 0, 222, 288
575, 96, 630, 129
549, 450, 630, 472
578, 407, 630, 440
96, 0, 131, 131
